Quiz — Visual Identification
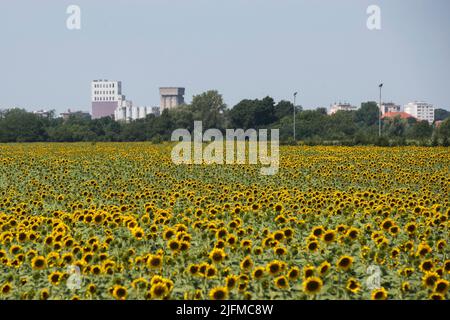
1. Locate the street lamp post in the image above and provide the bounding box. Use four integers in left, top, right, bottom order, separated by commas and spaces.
378, 83, 383, 137
293, 92, 298, 141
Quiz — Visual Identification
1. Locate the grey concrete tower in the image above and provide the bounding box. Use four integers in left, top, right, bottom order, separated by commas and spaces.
159, 87, 185, 111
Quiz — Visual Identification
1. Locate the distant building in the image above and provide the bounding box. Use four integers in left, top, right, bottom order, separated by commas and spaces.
329, 103, 357, 115
380, 102, 401, 115
404, 101, 435, 124
159, 87, 185, 111
33, 109, 53, 118
150, 106, 160, 116
60, 109, 91, 120
381, 111, 416, 121
114, 105, 160, 122
91, 80, 131, 119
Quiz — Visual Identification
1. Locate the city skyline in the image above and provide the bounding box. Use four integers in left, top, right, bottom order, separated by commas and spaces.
1, 0, 450, 113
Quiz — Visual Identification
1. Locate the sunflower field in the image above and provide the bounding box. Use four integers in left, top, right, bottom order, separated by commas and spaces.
0, 143, 449, 300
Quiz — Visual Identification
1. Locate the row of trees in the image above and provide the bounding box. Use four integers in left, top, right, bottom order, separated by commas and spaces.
1, 90, 449, 145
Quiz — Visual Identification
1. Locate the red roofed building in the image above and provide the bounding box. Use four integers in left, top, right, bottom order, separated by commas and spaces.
382, 111, 416, 120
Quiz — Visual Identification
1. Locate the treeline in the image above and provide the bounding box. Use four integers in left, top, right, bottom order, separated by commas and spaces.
1, 90, 449, 146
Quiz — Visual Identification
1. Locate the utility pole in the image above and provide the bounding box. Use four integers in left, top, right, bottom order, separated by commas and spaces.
378, 83, 383, 137
293, 92, 298, 141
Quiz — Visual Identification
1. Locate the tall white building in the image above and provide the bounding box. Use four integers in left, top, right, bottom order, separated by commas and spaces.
91, 80, 128, 119
329, 103, 357, 115
404, 101, 434, 124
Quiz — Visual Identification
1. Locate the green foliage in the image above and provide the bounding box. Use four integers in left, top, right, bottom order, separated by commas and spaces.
435, 108, 450, 121
0, 95, 447, 146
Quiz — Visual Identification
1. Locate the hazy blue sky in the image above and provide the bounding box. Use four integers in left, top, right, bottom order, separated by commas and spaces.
1, 0, 449, 114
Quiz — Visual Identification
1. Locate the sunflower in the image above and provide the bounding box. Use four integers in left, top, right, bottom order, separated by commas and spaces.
444, 260, 450, 273
371, 287, 388, 300
401, 282, 410, 292
434, 279, 449, 294
436, 240, 447, 251
48, 272, 62, 286
273, 231, 285, 241
266, 260, 283, 276
318, 261, 331, 276
346, 278, 361, 294
150, 275, 164, 286
187, 264, 199, 275
322, 230, 336, 244
1, 282, 12, 295
148, 254, 163, 269
388, 225, 399, 236
336, 255, 353, 271
311, 226, 324, 237
273, 246, 287, 256
307, 240, 319, 252
252, 267, 265, 280
346, 227, 359, 240
206, 265, 218, 278
274, 276, 289, 289
150, 283, 169, 299
380, 218, 394, 231
132, 227, 145, 240
112, 285, 128, 300
400, 267, 414, 277
225, 275, 238, 289
274, 203, 284, 213
167, 239, 180, 252
303, 266, 315, 279
209, 287, 228, 300
216, 228, 228, 240
240, 239, 252, 248
162, 228, 175, 240
288, 267, 301, 281
416, 243, 432, 257
31, 256, 47, 270
87, 283, 97, 294
198, 263, 209, 275
16, 231, 27, 242
227, 234, 237, 246
302, 277, 323, 295
40, 288, 50, 300
253, 246, 263, 255
405, 222, 417, 234
283, 228, 294, 238
9, 245, 21, 255
237, 281, 248, 292
429, 293, 444, 300
240, 256, 253, 271
422, 272, 439, 289
209, 248, 226, 264
419, 259, 434, 272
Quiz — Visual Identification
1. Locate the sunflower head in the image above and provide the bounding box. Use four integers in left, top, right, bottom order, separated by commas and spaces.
274, 276, 289, 289
31, 256, 47, 270
148, 254, 163, 269
346, 278, 361, 294
303, 277, 323, 295
336, 255, 353, 271
371, 287, 388, 300
209, 248, 226, 264
209, 287, 228, 300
